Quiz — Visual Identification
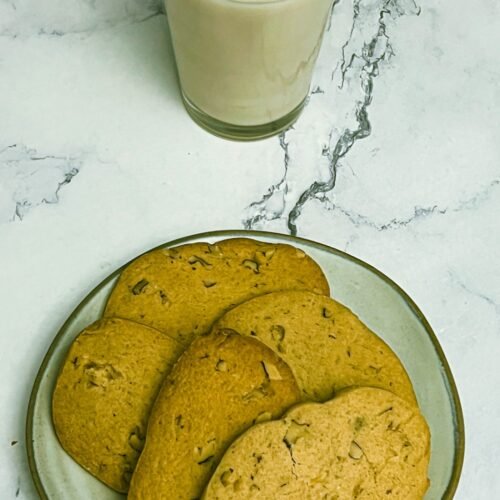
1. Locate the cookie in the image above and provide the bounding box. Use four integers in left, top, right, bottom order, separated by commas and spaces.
204, 387, 430, 499
128, 329, 301, 500
52, 318, 183, 492
212, 290, 417, 404
104, 238, 330, 344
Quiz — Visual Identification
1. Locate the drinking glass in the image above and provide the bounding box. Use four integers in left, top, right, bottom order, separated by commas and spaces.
165, 0, 334, 140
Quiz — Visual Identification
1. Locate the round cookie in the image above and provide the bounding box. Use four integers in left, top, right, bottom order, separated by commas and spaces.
204, 387, 431, 500
128, 329, 301, 500
104, 238, 330, 344
212, 290, 417, 404
52, 318, 183, 492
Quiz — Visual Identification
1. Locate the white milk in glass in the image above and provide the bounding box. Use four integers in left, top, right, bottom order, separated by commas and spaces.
166, 0, 333, 130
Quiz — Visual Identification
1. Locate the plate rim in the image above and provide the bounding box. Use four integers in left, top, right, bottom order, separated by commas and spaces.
26, 228, 465, 499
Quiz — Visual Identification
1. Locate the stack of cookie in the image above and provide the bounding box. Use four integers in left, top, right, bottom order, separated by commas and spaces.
52, 238, 430, 499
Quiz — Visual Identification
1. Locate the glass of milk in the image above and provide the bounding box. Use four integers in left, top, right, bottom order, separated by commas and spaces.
165, 0, 334, 140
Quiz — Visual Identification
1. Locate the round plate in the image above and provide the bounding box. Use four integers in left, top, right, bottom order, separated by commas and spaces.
26, 230, 464, 499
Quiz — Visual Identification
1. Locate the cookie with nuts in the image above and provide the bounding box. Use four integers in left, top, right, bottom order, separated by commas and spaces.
128, 329, 301, 500
212, 290, 417, 405
52, 318, 183, 492
204, 387, 430, 500
104, 238, 330, 345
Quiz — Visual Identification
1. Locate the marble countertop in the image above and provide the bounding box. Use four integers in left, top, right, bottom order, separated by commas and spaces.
1, 0, 499, 498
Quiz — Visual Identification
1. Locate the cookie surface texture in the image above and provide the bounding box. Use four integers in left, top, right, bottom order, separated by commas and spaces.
104, 238, 330, 344
204, 387, 431, 500
212, 290, 417, 404
52, 318, 183, 492
128, 329, 301, 500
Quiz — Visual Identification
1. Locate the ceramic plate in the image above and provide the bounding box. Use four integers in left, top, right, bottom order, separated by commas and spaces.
27, 230, 464, 499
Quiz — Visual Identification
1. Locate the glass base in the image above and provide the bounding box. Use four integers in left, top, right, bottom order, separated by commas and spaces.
181, 93, 307, 141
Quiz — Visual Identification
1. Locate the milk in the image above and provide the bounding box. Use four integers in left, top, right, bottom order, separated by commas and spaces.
166, 0, 333, 127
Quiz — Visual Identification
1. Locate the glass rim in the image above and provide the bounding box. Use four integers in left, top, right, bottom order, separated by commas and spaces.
26, 229, 465, 499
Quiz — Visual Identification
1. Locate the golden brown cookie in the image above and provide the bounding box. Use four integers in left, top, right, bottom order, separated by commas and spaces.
212, 290, 417, 404
204, 387, 430, 500
104, 238, 330, 344
52, 318, 183, 492
128, 329, 301, 500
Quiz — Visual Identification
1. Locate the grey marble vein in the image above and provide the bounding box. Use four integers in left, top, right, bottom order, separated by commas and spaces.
243, 132, 291, 229
0, 0, 163, 38
321, 178, 500, 231
0, 144, 83, 222
243, 0, 420, 236
448, 270, 500, 316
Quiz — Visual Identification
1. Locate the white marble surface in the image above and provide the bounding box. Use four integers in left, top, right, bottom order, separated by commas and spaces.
1, 0, 499, 498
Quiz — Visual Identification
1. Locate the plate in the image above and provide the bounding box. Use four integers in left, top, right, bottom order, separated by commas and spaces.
26, 230, 464, 499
